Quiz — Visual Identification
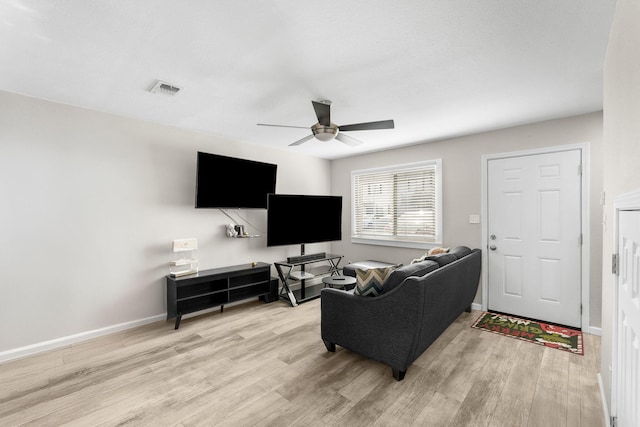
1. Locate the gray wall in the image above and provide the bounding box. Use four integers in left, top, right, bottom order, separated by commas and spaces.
600, 0, 640, 410
0, 90, 332, 355
330, 112, 604, 328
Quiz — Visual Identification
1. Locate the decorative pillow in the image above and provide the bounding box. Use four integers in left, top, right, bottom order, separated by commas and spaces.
428, 247, 449, 255
354, 266, 397, 297
410, 253, 428, 264
411, 247, 450, 264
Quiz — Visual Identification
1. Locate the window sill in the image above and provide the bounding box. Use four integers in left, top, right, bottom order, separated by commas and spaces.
351, 236, 442, 250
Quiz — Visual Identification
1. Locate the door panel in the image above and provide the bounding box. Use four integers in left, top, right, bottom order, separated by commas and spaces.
488, 149, 582, 327
616, 210, 640, 427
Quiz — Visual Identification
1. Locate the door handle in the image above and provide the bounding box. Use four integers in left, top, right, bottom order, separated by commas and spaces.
489, 245, 497, 250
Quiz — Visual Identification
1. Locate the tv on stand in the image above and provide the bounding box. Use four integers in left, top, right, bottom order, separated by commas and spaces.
267, 193, 343, 305
266, 193, 342, 253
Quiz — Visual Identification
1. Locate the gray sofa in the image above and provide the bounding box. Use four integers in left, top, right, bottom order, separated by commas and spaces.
320, 247, 481, 380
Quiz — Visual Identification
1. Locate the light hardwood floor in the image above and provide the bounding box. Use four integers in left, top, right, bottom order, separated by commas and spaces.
0, 299, 604, 426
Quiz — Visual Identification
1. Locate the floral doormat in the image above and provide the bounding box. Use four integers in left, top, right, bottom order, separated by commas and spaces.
471, 311, 583, 355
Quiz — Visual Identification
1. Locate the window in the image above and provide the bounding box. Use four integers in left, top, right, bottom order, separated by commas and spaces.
351, 159, 442, 248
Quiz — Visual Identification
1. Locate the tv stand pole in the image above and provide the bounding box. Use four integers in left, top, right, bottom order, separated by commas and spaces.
299, 244, 306, 300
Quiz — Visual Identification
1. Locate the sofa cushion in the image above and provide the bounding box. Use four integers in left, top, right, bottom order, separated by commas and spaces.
449, 246, 472, 259
426, 253, 458, 266
354, 265, 397, 297
383, 260, 439, 293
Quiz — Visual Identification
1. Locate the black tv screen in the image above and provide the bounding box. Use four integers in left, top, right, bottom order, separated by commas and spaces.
267, 194, 342, 247
195, 152, 277, 209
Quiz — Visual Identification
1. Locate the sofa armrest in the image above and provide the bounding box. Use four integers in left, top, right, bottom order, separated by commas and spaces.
320, 284, 424, 371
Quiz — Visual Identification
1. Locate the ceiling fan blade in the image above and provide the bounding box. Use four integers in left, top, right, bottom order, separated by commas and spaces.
312, 100, 331, 127
257, 123, 310, 129
335, 133, 363, 147
289, 134, 315, 146
339, 119, 395, 132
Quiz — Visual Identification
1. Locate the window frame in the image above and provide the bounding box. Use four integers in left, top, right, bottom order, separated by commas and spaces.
351, 159, 443, 249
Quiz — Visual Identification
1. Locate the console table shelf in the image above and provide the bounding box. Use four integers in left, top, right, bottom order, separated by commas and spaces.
166, 262, 277, 329
274, 254, 343, 306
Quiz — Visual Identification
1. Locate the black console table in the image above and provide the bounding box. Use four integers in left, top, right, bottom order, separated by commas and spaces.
166, 262, 276, 329
274, 254, 342, 306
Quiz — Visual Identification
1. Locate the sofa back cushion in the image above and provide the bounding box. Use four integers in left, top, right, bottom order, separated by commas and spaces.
383, 260, 439, 293
426, 253, 458, 266
449, 246, 472, 259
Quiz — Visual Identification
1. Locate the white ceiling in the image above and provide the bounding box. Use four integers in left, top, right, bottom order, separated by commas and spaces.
0, 1, 617, 160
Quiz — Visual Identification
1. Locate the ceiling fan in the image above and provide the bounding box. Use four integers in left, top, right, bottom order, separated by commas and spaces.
257, 100, 394, 147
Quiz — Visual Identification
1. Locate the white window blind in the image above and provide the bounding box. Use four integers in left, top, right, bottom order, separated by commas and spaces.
352, 160, 442, 247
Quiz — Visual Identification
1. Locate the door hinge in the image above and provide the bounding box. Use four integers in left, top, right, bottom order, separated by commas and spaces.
612, 253, 619, 276
611, 415, 617, 427
579, 233, 583, 245
578, 164, 583, 176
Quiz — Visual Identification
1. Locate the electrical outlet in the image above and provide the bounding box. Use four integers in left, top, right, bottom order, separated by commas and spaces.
469, 214, 480, 224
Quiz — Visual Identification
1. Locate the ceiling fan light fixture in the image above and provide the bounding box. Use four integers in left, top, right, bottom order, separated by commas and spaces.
311, 123, 338, 141
258, 100, 394, 147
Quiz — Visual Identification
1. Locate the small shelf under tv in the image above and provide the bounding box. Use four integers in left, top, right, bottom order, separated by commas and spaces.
274, 254, 343, 306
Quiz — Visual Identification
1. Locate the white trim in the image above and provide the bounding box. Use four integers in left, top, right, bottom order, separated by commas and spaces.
480, 143, 591, 331
599, 373, 611, 427
613, 188, 640, 210
351, 158, 440, 176
610, 188, 640, 423
351, 237, 441, 250
0, 314, 166, 364
471, 302, 483, 312
588, 326, 602, 336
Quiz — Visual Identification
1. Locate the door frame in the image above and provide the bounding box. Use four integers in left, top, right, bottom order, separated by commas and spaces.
480, 143, 591, 331
610, 188, 640, 422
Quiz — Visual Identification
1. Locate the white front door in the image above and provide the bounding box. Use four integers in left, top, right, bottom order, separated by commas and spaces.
615, 210, 640, 427
487, 149, 582, 327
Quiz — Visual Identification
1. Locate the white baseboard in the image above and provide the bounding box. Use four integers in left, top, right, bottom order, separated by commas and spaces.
0, 314, 166, 364
588, 326, 602, 336
471, 302, 483, 311
598, 373, 611, 427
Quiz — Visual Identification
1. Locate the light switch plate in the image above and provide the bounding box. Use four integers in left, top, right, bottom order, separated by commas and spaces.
469, 214, 480, 224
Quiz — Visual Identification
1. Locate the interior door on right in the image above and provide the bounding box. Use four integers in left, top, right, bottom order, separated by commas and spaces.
487, 149, 582, 327
615, 210, 640, 427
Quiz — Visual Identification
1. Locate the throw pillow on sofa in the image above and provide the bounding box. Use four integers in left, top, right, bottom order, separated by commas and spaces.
410, 247, 450, 264
354, 265, 398, 297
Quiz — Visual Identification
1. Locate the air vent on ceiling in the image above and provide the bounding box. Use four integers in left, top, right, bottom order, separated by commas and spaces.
149, 80, 182, 96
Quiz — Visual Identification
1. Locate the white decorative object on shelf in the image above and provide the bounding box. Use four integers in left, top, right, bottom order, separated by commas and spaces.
226, 224, 238, 237
220, 210, 263, 238
170, 238, 198, 277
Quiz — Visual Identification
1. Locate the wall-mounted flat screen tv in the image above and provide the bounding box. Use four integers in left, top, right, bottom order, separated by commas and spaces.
195, 151, 277, 209
267, 194, 342, 247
